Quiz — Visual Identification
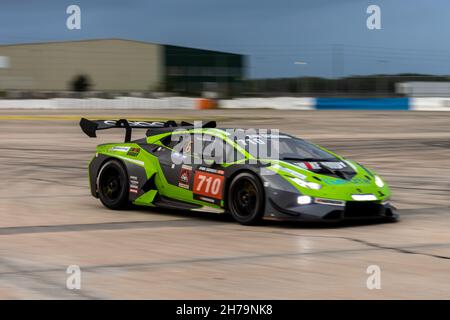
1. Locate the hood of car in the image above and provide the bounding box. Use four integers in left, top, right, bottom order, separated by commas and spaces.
268, 159, 390, 201
281, 159, 358, 180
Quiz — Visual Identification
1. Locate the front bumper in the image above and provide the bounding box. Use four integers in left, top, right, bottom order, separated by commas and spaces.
261, 172, 398, 222
265, 197, 398, 222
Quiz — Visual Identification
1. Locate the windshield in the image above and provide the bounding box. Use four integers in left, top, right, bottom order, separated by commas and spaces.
236, 135, 338, 161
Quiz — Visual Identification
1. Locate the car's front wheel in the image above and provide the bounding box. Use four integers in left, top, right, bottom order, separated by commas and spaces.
227, 172, 265, 225
97, 159, 129, 210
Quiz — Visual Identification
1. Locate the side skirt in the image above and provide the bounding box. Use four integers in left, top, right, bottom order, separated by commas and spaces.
152, 195, 203, 211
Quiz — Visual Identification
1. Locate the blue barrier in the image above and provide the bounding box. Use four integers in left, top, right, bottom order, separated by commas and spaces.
315, 98, 410, 110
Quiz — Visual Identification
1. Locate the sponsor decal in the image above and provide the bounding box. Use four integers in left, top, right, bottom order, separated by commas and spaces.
109, 146, 130, 153
103, 120, 164, 127
193, 171, 224, 200
127, 147, 140, 157
129, 176, 139, 194
321, 161, 347, 170
352, 178, 371, 185
178, 165, 192, 189
198, 166, 224, 175
193, 194, 220, 205
322, 177, 371, 186
293, 161, 347, 171
295, 162, 321, 170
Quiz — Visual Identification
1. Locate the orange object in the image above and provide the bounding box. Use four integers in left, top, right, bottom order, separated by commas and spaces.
196, 98, 217, 110
193, 171, 224, 199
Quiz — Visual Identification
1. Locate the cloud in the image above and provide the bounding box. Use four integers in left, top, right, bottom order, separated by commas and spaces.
0, 0, 449, 78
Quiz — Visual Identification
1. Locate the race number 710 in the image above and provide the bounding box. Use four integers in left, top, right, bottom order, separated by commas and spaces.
193, 172, 224, 199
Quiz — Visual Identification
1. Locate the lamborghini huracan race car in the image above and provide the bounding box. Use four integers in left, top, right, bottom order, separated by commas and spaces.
80, 118, 398, 225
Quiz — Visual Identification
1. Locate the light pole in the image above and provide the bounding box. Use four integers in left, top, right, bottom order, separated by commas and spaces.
294, 61, 308, 95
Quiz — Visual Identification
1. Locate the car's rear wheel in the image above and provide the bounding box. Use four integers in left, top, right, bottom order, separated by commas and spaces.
97, 159, 129, 210
227, 172, 265, 225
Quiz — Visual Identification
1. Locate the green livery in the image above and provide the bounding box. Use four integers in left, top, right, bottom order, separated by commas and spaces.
81, 118, 398, 225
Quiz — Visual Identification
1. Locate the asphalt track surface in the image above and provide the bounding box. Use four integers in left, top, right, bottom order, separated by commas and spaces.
1, 109, 450, 299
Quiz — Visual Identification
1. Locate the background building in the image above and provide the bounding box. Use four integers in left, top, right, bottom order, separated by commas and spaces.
164, 45, 244, 97
0, 39, 245, 97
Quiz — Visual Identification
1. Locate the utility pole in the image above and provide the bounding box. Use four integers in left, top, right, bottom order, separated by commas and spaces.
294, 61, 307, 96
332, 44, 344, 95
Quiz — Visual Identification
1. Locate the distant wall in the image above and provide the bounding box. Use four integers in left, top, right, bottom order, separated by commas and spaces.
2, 97, 450, 111
315, 98, 410, 110
397, 82, 450, 97
410, 97, 450, 111
220, 97, 315, 110
0, 97, 197, 109
0, 39, 163, 91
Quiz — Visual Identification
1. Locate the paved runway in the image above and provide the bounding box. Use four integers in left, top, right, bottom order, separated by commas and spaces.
1, 109, 450, 299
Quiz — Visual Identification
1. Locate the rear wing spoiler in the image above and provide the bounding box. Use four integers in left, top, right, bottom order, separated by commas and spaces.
79, 118, 216, 142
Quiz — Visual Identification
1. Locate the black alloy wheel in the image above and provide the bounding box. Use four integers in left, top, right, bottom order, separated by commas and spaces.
97, 159, 129, 210
228, 172, 265, 225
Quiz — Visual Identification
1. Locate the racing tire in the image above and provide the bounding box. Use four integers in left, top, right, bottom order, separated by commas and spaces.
97, 159, 129, 210
227, 172, 265, 225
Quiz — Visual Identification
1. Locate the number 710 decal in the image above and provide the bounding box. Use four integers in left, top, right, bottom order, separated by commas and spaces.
193, 171, 224, 200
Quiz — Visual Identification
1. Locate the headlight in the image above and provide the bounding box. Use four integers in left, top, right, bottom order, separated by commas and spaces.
297, 195, 312, 205
291, 178, 322, 190
374, 175, 384, 188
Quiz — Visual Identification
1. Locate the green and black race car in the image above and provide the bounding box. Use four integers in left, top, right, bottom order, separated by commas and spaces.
80, 118, 398, 225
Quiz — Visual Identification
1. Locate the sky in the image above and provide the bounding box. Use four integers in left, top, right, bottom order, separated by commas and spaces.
0, 0, 448, 78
